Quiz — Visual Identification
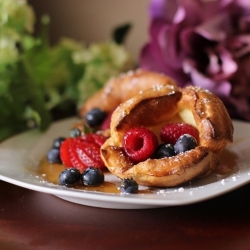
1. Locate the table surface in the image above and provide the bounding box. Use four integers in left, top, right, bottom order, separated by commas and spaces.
0, 180, 250, 250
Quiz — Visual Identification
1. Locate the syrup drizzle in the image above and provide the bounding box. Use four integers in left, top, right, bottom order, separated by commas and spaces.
38, 158, 120, 193
214, 148, 238, 175
37, 148, 237, 195
37, 158, 153, 194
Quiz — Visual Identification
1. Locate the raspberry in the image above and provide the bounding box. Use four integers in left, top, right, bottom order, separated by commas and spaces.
123, 127, 158, 163
60, 134, 106, 171
160, 123, 199, 144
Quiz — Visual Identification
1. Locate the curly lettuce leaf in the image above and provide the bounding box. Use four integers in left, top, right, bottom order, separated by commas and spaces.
0, 1, 135, 142
74, 41, 134, 106
0, 61, 51, 141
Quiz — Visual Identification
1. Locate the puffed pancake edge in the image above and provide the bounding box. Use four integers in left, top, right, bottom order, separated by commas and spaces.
79, 69, 177, 117
100, 81, 233, 187
101, 146, 215, 187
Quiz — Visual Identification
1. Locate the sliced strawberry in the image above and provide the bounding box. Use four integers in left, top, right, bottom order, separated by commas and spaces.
123, 127, 158, 163
60, 138, 75, 167
80, 133, 107, 146
60, 136, 105, 171
75, 139, 104, 170
60, 138, 86, 169
160, 123, 199, 144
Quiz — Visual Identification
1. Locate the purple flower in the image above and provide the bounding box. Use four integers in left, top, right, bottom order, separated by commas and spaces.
140, 0, 250, 120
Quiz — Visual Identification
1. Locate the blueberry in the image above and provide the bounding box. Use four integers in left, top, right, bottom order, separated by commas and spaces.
81, 167, 104, 186
70, 128, 82, 138
85, 108, 107, 127
47, 148, 62, 163
59, 168, 81, 186
174, 134, 197, 154
155, 143, 175, 159
52, 137, 66, 149
120, 178, 138, 194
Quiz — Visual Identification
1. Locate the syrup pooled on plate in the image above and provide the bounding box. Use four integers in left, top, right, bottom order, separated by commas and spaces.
37, 158, 154, 194
38, 158, 120, 194
37, 147, 237, 196
213, 148, 238, 175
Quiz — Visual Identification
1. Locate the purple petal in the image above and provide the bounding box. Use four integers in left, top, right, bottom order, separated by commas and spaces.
140, 43, 167, 74
205, 45, 238, 80
149, 0, 179, 21
195, 13, 231, 41
149, 0, 203, 25
140, 43, 189, 86
142, 19, 184, 69
183, 59, 232, 97
181, 28, 212, 56
140, 0, 250, 121
227, 35, 250, 58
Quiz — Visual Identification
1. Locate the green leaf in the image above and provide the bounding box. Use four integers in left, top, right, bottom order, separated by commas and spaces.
8, 60, 51, 131
112, 23, 131, 44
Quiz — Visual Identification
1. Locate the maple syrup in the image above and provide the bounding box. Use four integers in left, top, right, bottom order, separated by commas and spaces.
36, 147, 237, 195
37, 158, 120, 193
214, 148, 238, 175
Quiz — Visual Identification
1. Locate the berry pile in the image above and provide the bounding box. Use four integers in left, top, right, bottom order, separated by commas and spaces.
60, 133, 107, 171
58, 166, 139, 194
46, 106, 200, 193
160, 123, 199, 144
122, 123, 199, 162
158, 123, 198, 157
59, 167, 104, 187
123, 127, 158, 163
46, 124, 107, 172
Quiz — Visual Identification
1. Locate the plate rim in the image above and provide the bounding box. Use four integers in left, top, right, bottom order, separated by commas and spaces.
0, 118, 250, 209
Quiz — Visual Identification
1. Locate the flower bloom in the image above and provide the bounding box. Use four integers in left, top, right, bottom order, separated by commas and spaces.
140, 0, 250, 120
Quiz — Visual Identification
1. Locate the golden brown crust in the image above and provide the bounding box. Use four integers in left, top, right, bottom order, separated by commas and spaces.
78, 69, 177, 117
177, 86, 234, 153
110, 84, 181, 145
101, 146, 213, 187
100, 73, 233, 187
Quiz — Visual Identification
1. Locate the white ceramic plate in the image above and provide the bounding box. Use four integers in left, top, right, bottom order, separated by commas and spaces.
0, 118, 250, 209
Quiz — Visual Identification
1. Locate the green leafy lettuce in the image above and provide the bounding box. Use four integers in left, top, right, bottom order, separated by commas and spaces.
0, 0, 134, 141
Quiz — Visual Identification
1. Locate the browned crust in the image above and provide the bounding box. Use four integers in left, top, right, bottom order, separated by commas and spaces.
101, 146, 213, 187
110, 84, 181, 145
78, 69, 177, 117
178, 86, 234, 153
100, 74, 233, 187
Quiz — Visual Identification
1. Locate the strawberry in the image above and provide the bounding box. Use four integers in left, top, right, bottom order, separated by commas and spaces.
123, 127, 158, 163
59, 138, 74, 167
74, 140, 104, 169
80, 133, 106, 146
160, 123, 199, 144
60, 134, 106, 171
101, 111, 113, 130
